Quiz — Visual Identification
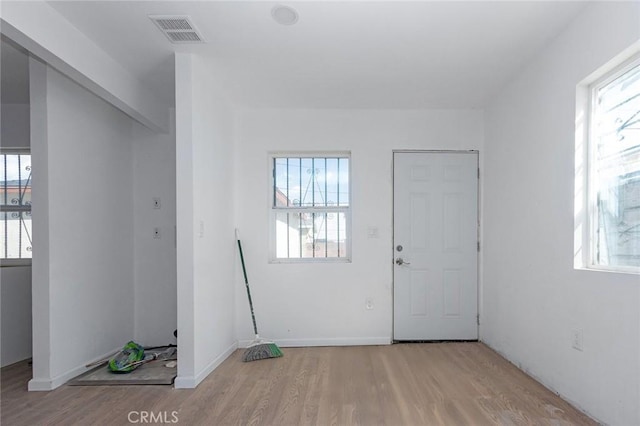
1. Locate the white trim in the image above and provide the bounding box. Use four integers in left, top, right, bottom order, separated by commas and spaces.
27, 346, 120, 391
1, 259, 32, 267
0, 148, 31, 154
579, 264, 640, 276
574, 83, 591, 270
589, 54, 640, 92
174, 341, 237, 389
238, 337, 391, 348
584, 53, 640, 274
27, 378, 54, 392
392, 149, 480, 154
269, 150, 352, 158
268, 257, 351, 264
391, 150, 480, 341
575, 44, 640, 270
483, 342, 602, 425
173, 376, 194, 389
267, 152, 352, 263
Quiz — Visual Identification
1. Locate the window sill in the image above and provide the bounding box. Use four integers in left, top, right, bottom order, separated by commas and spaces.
1, 259, 32, 268
269, 258, 352, 264
575, 265, 639, 276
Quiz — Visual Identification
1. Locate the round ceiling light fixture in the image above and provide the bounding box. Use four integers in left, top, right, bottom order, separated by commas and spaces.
271, 5, 299, 26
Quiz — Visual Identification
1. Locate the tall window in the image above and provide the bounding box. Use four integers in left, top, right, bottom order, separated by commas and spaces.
1, 151, 32, 262
270, 154, 351, 262
589, 57, 640, 271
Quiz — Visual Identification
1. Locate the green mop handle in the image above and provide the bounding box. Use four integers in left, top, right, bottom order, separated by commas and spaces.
237, 236, 259, 337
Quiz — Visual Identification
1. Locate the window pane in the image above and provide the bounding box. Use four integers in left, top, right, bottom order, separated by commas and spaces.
1, 154, 32, 207
275, 211, 347, 259
593, 62, 640, 268
1, 153, 32, 261
338, 158, 350, 207
273, 155, 350, 261
274, 158, 288, 207
274, 157, 350, 208
326, 158, 339, 208
289, 159, 301, 207
300, 158, 314, 206
1, 211, 32, 259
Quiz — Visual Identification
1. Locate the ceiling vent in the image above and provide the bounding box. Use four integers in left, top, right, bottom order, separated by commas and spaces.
149, 15, 205, 44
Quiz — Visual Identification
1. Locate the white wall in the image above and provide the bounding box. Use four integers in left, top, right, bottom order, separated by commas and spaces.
1, 266, 32, 366
29, 60, 136, 390
1, 104, 30, 148
235, 108, 484, 345
175, 54, 237, 388
132, 114, 177, 347
482, 2, 640, 425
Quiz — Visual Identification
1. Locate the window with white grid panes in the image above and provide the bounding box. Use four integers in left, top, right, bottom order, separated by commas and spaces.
270, 154, 351, 262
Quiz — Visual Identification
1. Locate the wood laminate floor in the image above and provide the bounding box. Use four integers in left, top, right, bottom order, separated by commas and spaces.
1, 343, 596, 425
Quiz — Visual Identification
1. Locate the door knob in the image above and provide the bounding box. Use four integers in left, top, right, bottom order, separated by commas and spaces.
395, 257, 410, 265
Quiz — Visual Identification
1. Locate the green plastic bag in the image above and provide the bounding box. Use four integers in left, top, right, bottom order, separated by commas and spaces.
108, 341, 145, 373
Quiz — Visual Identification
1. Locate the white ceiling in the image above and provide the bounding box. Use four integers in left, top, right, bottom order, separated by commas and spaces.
44, 1, 589, 109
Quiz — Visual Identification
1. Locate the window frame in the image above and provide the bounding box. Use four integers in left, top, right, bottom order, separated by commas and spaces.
268, 151, 352, 263
1, 148, 32, 267
585, 54, 640, 274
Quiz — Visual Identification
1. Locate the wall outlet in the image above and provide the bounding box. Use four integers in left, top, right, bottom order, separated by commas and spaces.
365, 297, 374, 310
571, 329, 583, 351
153, 197, 161, 209
153, 227, 161, 239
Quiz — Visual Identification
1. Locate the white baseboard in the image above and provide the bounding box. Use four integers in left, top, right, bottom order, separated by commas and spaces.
174, 341, 237, 389
27, 378, 54, 391
173, 375, 196, 389
238, 337, 391, 348
28, 346, 120, 391
481, 341, 602, 425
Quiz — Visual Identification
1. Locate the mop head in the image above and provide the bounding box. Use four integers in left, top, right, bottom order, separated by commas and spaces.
242, 341, 283, 362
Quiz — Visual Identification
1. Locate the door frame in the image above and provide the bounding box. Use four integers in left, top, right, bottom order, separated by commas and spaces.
391, 149, 481, 342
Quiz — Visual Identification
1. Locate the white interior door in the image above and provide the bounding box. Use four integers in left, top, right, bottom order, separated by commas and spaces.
393, 151, 478, 340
